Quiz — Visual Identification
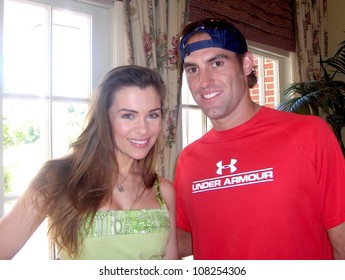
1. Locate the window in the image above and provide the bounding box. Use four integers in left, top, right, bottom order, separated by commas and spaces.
0, 0, 119, 259
181, 72, 213, 147
181, 45, 291, 148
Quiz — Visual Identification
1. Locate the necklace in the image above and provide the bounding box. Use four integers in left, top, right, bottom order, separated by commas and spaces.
116, 176, 128, 193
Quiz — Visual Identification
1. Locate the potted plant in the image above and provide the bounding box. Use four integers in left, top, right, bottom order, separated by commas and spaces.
277, 38, 345, 156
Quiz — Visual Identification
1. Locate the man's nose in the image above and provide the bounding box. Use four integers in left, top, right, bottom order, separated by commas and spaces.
199, 69, 214, 88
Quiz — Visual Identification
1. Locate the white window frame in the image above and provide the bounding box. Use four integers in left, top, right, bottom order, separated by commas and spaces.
0, 0, 125, 259
248, 40, 294, 107
0, 0, 118, 213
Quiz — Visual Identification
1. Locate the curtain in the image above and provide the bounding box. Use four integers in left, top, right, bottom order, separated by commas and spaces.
294, 0, 328, 81
123, 0, 189, 181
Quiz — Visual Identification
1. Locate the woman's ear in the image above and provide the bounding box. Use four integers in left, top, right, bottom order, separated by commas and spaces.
242, 52, 254, 75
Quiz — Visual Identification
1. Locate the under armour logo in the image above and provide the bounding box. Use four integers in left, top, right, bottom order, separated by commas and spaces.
216, 159, 238, 175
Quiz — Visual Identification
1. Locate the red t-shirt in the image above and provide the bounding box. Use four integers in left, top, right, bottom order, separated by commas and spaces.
174, 107, 345, 259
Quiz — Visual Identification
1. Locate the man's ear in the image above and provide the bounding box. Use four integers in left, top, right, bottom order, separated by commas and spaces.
242, 52, 254, 75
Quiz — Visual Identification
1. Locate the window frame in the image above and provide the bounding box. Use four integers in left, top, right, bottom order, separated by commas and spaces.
0, 0, 124, 259
0, 0, 122, 216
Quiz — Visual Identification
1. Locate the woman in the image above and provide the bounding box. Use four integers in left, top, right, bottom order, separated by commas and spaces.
0, 65, 178, 260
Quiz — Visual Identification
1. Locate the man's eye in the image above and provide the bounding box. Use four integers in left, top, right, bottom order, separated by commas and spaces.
186, 67, 197, 74
213, 61, 223, 67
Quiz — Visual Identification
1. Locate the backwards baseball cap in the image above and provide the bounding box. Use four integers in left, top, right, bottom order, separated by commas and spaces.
179, 18, 248, 64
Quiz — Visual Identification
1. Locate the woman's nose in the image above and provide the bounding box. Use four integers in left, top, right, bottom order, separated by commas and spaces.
135, 118, 149, 134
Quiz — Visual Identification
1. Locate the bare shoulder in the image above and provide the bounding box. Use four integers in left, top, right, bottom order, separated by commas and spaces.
159, 177, 175, 194
158, 177, 175, 208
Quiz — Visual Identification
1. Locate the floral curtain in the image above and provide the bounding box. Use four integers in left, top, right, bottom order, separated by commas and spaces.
295, 0, 328, 81
123, 0, 189, 181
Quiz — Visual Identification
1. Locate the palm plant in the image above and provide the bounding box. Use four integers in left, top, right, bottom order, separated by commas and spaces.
277, 38, 345, 156
322, 38, 345, 80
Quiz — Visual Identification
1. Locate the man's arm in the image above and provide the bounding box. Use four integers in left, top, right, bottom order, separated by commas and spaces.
177, 227, 193, 259
327, 221, 345, 259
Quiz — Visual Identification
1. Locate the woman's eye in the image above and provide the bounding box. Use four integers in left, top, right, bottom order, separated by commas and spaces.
148, 112, 160, 119
122, 113, 134, 119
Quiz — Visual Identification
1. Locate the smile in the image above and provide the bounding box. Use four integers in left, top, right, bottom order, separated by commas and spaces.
128, 138, 149, 145
203, 91, 221, 100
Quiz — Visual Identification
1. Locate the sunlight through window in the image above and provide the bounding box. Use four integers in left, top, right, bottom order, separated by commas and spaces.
2, 0, 93, 259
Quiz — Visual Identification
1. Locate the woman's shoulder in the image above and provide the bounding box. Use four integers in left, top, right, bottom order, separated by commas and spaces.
158, 176, 174, 192
157, 176, 175, 206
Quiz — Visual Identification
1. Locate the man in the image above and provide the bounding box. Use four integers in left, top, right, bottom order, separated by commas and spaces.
174, 18, 345, 259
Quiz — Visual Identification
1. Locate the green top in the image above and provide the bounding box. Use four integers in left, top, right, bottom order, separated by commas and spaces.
58, 177, 170, 260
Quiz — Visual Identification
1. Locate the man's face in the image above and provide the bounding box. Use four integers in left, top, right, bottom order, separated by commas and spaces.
183, 32, 253, 129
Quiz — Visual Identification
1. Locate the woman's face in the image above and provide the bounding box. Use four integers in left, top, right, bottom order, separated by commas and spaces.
109, 86, 162, 163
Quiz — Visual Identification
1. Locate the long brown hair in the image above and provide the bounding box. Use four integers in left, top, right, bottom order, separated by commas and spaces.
24, 65, 167, 258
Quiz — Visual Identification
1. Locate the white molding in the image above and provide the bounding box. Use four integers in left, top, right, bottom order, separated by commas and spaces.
76, 0, 114, 8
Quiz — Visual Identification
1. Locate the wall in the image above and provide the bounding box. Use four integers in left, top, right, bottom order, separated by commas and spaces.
188, 0, 295, 52
327, 0, 345, 58
327, 0, 345, 143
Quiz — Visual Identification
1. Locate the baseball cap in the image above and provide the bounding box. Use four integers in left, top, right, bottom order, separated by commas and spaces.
179, 18, 248, 64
